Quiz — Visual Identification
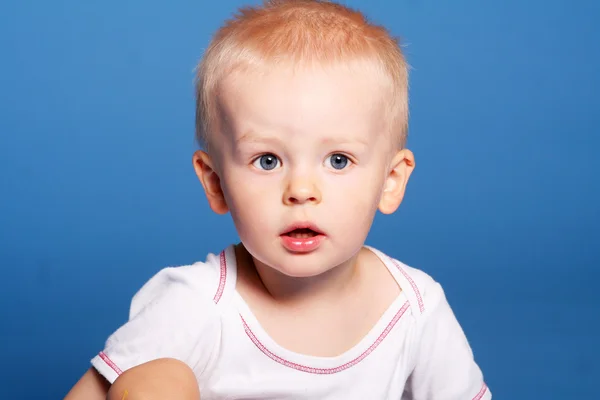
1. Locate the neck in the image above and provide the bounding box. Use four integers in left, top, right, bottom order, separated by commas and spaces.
235, 244, 361, 305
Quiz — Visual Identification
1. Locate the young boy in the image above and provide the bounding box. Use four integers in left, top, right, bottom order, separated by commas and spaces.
65, 1, 490, 399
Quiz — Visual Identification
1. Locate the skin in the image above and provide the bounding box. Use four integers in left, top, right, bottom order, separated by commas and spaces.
195, 63, 414, 296
64, 359, 200, 400
64, 367, 110, 400
194, 63, 415, 356
106, 359, 200, 400
64, 61, 414, 399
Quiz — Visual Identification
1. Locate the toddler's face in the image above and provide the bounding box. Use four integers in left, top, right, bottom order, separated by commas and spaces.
196, 64, 413, 277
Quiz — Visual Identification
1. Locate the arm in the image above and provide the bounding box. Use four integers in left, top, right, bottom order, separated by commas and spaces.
64, 359, 201, 400
106, 358, 201, 400
402, 282, 490, 400
64, 368, 110, 400
66, 266, 220, 400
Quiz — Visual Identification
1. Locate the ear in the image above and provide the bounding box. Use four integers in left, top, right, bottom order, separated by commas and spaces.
378, 149, 415, 215
192, 150, 229, 215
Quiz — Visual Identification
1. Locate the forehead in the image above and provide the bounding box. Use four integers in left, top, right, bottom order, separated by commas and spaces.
216, 63, 389, 144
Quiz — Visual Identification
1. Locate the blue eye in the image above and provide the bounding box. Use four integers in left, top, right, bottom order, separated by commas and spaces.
253, 154, 281, 171
327, 153, 349, 170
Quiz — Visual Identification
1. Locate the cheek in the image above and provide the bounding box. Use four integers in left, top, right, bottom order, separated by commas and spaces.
325, 169, 384, 209
322, 170, 385, 230
222, 168, 266, 202
220, 170, 279, 225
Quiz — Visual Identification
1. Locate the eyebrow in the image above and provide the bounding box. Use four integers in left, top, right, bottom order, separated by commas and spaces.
235, 131, 283, 146
235, 131, 370, 148
320, 137, 370, 148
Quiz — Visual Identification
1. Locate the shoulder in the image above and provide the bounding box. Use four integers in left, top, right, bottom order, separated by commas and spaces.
389, 263, 490, 399
129, 248, 229, 319
369, 246, 446, 318
369, 248, 491, 399
92, 248, 233, 383
381, 254, 468, 343
394, 261, 444, 311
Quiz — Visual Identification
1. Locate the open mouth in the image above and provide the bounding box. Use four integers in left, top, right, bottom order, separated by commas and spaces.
280, 224, 326, 252
283, 228, 320, 238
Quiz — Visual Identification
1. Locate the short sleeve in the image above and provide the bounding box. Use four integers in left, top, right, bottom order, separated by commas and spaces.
90, 265, 222, 384
402, 282, 491, 400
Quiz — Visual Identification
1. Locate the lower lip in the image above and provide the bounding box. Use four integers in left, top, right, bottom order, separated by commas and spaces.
280, 234, 325, 253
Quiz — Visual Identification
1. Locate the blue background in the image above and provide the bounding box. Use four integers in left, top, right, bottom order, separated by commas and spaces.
1, 0, 598, 398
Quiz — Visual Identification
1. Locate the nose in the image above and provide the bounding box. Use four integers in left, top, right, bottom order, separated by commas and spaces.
283, 173, 322, 206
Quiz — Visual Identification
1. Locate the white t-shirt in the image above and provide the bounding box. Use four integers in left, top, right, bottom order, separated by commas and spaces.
91, 245, 491, 399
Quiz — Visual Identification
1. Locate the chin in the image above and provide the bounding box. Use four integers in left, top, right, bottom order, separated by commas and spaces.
272, 251, 347, 278
243, 242, 357, 278
274, 266, 334, 279
278, 263, 332, 278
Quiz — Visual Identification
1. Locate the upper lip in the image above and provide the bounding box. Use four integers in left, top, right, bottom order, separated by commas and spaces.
280, 222, 325, 236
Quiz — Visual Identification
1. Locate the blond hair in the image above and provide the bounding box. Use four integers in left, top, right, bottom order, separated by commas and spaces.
195, 0, 408, 152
